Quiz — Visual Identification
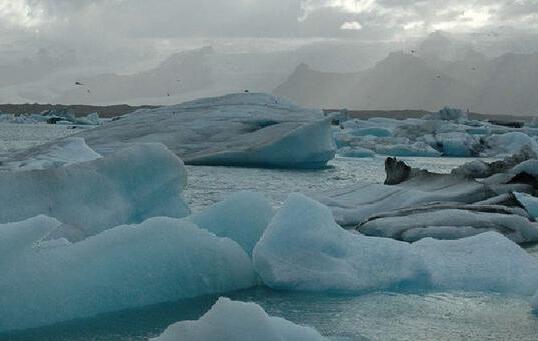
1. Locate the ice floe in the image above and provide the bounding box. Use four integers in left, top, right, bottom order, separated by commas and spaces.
334, 107, 538, 158
253, 193, 430, 293
314, 150, 538, 243
414, 232, 538, 295
0, 143, 189, 240
0, 109, 101, 126
191, 191, 274, 255
314, 162, 493, 227
152, 297, 328, 341
358, 204, 538, 243
253, 194, 538, 296
68, 93, 337, 169
0, 217, 257, 332
1, 137, 101, 171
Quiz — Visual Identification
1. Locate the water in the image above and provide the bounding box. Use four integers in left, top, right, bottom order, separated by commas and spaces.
0, 123, 78, 154
184, 156, 478, 212
4, 155, 536, 341
5, 289, 537, 340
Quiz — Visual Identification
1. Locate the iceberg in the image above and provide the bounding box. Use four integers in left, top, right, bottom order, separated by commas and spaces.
253, 194, 538, 296
1, 137, 102, 171
434, 132, 479, 157
511, 159, 538, 178
375, 142, 441, 157
0, 217, 257, 332
151, 297, 328, 341
0, 143, 189, 240
345, 156, 538, 242
333, 107, 538, 158
452, 144, 538, 178
357, 204, 538, 243
348, 127, 392, 137
483, 132, 538, 156
0, 110, 101, 126
68, 93, 336, 169
253, 194, 429, 293
422, 107, 468, 123
337, 146, 375, 158
414, 232, 538, 295
314, 167, 492, 227
191, 191, 274, 255
514, 192, 538, 220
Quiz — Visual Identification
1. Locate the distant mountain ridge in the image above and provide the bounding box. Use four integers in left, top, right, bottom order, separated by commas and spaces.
56, 47, 214, 104
274, 33, 538, 116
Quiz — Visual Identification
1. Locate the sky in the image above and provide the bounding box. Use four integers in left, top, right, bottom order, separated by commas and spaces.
2, 0, 538, 106
2, 0, 538, 42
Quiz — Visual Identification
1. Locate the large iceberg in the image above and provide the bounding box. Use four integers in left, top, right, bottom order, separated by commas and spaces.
0, 216, 257, 332
61, 93, 336, 169
152, 297, 328, 341
0, 143, 189, 240
253, 194, 538, 296
191, 191, 274, 255
253, 194, 429, 293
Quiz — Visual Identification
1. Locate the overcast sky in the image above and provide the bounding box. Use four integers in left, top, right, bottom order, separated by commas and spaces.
2, 1, 538, 106
2, 0, 538, 43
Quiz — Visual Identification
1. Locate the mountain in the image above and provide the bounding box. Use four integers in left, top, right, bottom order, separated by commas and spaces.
274, 34, 538, 116
275, 52, 475, 111
7, 39, 396, 105
56, 47, 214, 104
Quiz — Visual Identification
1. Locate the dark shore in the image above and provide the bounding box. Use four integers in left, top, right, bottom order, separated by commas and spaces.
0, 104, 158, 118
325, 109, 535, 123
0, 103, 534, 124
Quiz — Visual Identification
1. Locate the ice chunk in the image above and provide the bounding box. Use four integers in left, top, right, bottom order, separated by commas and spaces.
452, 145, 538, 179
414, 232, 538, 295
314, 172, 492, 227
511, 159, 538, 178
191, 191, 274, 255
75, 112, 101, 125
2, 137, 101, 171
0, 217, 257, 332
402, 225, 489, 242
253, 195, 538, 296
67, 93, 336, 169
484, 132, 538, 156
376, 142, 441, 157
337, 146, 375, 158
451, 159, 491, 178
358, 205, 538, 244
423, 107, 468, 123
0, 215, 62, 260
151, 297, 328, 341
253, 194, 429, 293
0, 143, 189, 240
514, 192, 538, 220
435, 132, 478, 157
348, 127, 392, 137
